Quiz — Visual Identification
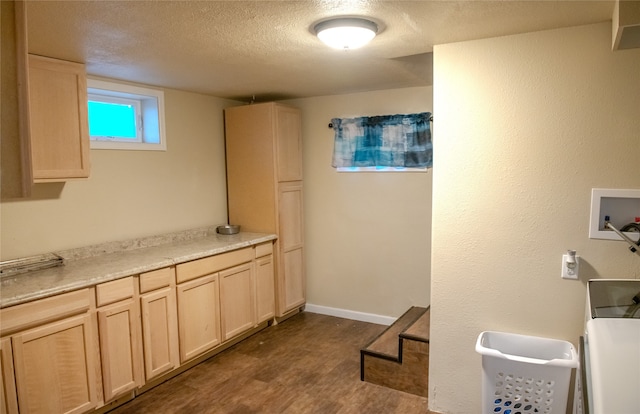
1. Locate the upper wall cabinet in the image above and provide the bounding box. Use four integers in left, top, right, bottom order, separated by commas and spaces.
1, 0, 91, 200
28, 55, 90, 182
612, 0, 640, 50
1, 0, 32, 199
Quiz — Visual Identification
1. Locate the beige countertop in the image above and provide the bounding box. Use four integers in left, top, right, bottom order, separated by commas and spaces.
0, 230, 277, 309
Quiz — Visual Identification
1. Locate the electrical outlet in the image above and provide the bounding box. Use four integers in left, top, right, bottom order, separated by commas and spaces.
561, 253, 579, 280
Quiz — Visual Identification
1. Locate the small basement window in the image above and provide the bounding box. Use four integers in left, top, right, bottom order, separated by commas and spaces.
87, 78, 166, 151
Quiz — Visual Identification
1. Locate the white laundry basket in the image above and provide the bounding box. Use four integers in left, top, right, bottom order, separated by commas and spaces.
476, 331, 578, 414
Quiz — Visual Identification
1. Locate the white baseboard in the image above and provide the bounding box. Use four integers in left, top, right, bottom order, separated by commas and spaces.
304, 303, 395, 326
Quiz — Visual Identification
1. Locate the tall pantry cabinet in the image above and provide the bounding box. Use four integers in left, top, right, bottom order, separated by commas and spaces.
224, 103, 305, 317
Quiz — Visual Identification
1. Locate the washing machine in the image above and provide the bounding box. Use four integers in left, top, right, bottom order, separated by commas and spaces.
576, 279, 640, 414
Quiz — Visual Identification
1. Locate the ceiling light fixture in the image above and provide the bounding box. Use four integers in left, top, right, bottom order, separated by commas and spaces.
314, 17, 378, 50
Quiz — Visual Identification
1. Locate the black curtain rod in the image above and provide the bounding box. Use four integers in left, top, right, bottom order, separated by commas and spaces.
328, 115, 433, 128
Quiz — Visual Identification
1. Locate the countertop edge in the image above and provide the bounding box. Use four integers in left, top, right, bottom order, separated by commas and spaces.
1, 232, 277, 309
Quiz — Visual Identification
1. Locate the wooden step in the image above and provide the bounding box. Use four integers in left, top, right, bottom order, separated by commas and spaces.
402, 307, 430, 342
360, 306, 430, 397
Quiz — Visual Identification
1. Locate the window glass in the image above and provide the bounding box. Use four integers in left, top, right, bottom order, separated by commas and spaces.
88, 97, 139, 141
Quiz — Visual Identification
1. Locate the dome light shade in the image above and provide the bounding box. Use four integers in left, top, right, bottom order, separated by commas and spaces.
314, 18, 378, 50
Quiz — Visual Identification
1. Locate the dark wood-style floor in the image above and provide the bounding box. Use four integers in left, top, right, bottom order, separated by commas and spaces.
110, 312, 431, 413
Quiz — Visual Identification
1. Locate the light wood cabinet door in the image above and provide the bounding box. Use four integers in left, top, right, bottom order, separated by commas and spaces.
275, 104, 303, 182
255, 254, 275, 323
28, 54, 90, 181
220, 263, 255, 341
0, 338, 18, 414
97, 300, 143, 402
176, 274, 221, 363
140, 287, 179, 381
278, 181, 305, 314
11, 313, 98, 414
280, 247, 305, 314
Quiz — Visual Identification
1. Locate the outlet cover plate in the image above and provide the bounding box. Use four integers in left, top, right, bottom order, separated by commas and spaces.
561, 254, 579, 280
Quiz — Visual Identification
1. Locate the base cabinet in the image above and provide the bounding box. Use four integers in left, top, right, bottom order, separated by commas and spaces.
255, 245, 275, 324
0, 338, 18, 414
96, 300, 143, 401
95, 277, 143, 403
220, 263, 255, 341
140, 288, 179, 380
139, 267, 179, 382
0, 241, 276, 414
11, 314, 99, 414
176, 274, 221, 363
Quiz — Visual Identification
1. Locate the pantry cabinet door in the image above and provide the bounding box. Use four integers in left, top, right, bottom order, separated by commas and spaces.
275, 104, 302, 182
277, 181, 305, 314
11, 314, 98, 414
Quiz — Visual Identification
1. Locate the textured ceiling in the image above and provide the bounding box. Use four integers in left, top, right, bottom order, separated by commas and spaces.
24, 1, 615, 102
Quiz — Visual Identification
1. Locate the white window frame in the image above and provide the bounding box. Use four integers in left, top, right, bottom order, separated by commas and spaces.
87, 78, 166, 151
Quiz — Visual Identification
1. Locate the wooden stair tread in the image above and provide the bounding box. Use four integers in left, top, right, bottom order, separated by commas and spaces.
363, 306, 428, 358
402, 307, 430, 342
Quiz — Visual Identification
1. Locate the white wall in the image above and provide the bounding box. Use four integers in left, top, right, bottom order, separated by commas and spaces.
0, 87, 237, 260
286, 87, 432, 319
430, 22, 640, 413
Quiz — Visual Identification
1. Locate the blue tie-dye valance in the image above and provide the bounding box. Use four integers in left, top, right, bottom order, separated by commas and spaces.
331, 112, 432, 169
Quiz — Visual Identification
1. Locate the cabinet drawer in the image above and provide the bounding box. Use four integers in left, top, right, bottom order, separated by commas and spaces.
255, 242, 273, 258
0, 288, 91, 336
140, 267, 175, 293
176, 247, 253, 284
96, 277, 134, 307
